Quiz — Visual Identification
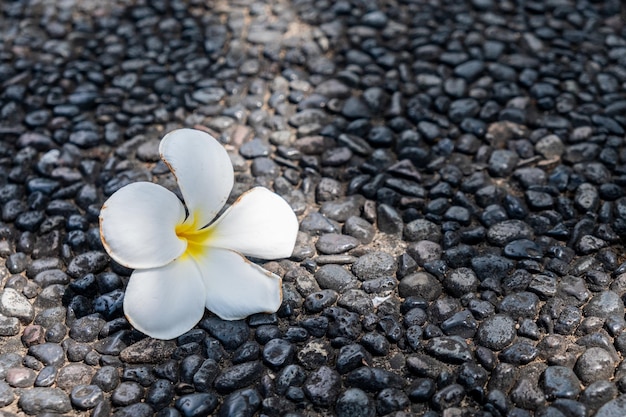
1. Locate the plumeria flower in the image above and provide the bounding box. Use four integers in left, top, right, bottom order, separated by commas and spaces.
99, 128, 298, 340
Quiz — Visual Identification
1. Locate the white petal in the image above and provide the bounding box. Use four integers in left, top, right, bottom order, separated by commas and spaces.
159, 129, 234, 228
124, 257, 206, 340
100, 182, 186, 269
198, 248, 282, 320
208, 187, 298, 259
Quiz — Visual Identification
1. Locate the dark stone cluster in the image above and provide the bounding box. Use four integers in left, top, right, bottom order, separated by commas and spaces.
1, 0, 626, 416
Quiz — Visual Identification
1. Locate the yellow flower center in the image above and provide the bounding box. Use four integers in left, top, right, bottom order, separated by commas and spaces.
175, 213, 214, 259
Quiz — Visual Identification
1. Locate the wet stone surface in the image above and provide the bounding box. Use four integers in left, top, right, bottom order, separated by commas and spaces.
1, 0, 626, 415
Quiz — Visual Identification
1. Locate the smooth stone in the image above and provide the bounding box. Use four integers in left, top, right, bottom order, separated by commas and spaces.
0, 313, 19, 336
499, 292, 540, 318
199, 317, 249, 350
18, 387, 71, 414
315, 264, 358, 293
91, 365, 120, 392
542, 366, 581, 400
28, 343, 65, 367
498, 342, 538, 365
0, 380, 14, 406
0, 287, 34, 324
316, 233, 360, 254
583, 291, 624, 318
66, 251, 109, 277
398, 272, 442, 301
404, 219, 442, 242
351, 252, 397, 280
594, 393, 626, 417
575, 347, 616, 385
343, 216, 375, 244
35, 366, 58, 387
56, 363, 94, 391
70, 384, 104, 410
6, 367, 36, 387
214, 361, 263, 393
111, 381, 144, 406
262, 339, 294, 369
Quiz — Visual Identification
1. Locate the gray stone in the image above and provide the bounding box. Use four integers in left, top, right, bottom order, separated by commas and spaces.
315, 265, 358, 293
18, 387, 71, 414
0, 288, 34, 324
575, 347, 616, 385
596, 394, 626, 417
399, 272, 442, 301
351, 252, 397, 280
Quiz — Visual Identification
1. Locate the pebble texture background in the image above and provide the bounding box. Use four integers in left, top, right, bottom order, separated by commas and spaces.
1, 0, 626, 416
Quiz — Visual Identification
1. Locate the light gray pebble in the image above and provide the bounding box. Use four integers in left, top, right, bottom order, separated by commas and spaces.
316, 233, 360, 254
352, 252, 397, 280
0, 288, 34, 324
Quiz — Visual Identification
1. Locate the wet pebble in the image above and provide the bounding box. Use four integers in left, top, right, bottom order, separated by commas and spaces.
262, 339, 294, 369
200, 317, 249, 350
214, 361, 263, 393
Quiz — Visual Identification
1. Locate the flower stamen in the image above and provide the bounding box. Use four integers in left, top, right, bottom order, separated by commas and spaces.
176, 214, 214, 259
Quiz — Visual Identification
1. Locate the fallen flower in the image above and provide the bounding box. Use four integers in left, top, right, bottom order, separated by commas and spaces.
99, 128, 298, 339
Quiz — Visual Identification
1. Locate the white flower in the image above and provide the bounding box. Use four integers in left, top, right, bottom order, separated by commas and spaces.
99, 128, 299, 340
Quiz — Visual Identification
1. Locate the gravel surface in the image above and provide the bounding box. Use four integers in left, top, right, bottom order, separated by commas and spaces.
1, 0, 626, 416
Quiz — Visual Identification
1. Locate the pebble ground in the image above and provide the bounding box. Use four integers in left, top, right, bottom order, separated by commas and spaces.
1, 0, 626, 416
